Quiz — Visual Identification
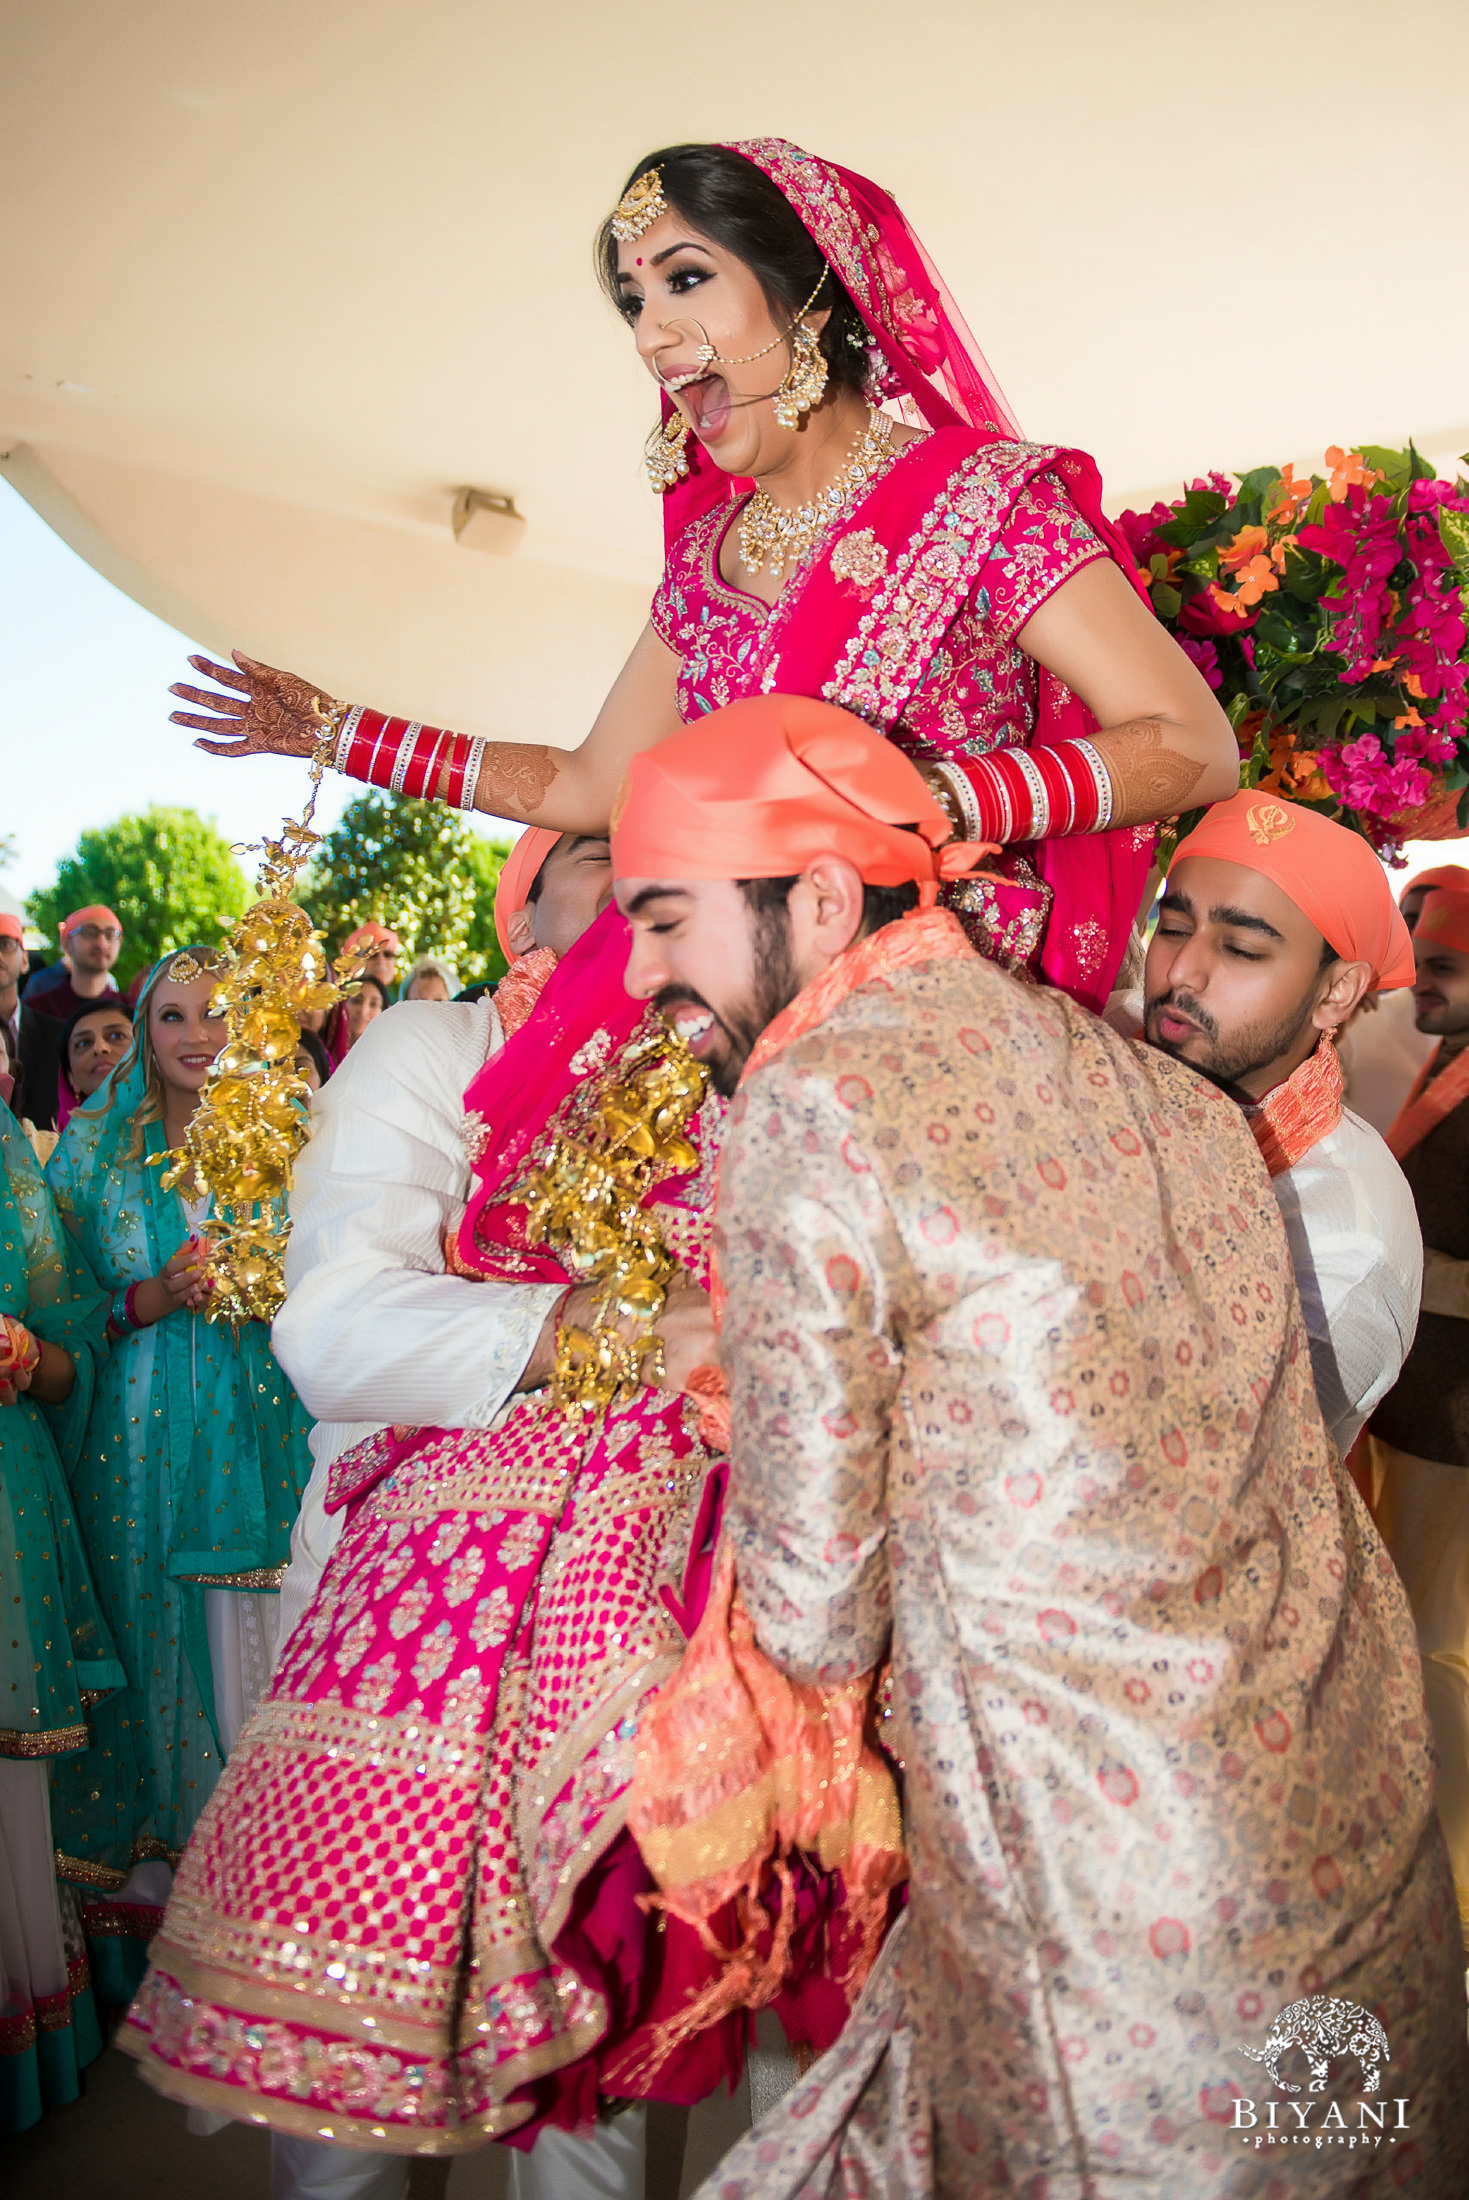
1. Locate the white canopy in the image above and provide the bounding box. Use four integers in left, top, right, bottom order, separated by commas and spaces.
5, 0, 1467, 746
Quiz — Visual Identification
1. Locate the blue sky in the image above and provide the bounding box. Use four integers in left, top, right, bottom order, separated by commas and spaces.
0, 480, 519, 920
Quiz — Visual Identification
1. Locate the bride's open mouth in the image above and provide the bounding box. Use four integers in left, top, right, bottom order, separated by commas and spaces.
665, 373, 732, 441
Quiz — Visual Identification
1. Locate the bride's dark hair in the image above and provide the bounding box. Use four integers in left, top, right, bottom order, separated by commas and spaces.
596, 143, 870, 397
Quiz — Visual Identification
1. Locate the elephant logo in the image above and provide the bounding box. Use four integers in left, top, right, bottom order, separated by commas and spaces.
1238, 1994, 1389, 2095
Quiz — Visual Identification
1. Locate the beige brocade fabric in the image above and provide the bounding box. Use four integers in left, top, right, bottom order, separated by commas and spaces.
704, 947, 1468, 2198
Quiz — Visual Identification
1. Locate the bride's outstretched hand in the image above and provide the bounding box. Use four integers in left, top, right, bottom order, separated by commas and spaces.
169, 650, 341, 760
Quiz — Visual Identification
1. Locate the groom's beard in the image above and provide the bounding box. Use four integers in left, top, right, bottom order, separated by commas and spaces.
654, 909, 802, 1097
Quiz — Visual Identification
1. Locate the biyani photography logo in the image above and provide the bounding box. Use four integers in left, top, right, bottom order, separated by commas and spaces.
1231, 1993, 1411, 2154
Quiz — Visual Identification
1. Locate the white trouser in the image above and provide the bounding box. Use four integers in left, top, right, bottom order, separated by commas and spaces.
511, 2105, 646, 2200
271, 2135, 408, 2200
270, 2109, 646, 2200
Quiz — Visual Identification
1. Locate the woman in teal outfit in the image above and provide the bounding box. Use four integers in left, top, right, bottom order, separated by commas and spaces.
0, 1099, 122, 2129
45, 950, 313, 1995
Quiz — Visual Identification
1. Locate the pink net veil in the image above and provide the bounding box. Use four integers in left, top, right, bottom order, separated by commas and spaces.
658, 137, 1023, 548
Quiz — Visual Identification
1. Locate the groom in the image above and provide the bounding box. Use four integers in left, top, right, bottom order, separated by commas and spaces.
611, 694, 1469, 2199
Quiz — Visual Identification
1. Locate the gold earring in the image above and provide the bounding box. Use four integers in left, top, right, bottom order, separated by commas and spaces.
773, 322, 828, 431
644, 413, 690, 494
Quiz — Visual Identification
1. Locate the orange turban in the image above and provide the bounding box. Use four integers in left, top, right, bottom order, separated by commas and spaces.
493, 829, 561, 960
61, 904, 121, 937
1177, 792, 1415, 990
1402, 862, 1469, 905
611, 695, 992, 902
1416, 888, 1469, 957
0, 914, 23, 944
341, 921, 401, 953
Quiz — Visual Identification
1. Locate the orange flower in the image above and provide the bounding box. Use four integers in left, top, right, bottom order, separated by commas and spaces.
1220, 524, 1270, 573
1229, 553, 1281, 609
1404, 671, 1427, 699
1324, 445, 1381, 502
1266, 464, 1313, 521
1393, 708, 1426, 731
1258, 731, 1332, 803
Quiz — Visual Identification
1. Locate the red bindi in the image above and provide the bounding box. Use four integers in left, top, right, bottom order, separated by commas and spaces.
636, 257, 643, 267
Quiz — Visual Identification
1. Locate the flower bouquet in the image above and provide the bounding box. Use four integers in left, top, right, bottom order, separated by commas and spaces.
1119, 444, 1469, 861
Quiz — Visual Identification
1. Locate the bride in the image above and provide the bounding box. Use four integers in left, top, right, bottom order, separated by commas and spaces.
170, 137, 1236, 1009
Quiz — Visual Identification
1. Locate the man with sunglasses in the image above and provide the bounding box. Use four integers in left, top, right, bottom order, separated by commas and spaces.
17, 906, 127, 1131
22, 904, 125, 1021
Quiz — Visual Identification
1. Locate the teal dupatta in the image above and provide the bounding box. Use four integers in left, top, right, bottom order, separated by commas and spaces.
44, 957, 313, 1885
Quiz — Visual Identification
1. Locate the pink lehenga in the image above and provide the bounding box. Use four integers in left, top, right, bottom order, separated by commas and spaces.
120, 911, 875, 2153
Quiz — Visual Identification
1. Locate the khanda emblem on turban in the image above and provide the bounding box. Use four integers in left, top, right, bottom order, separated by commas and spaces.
1245, 802, 1295, 846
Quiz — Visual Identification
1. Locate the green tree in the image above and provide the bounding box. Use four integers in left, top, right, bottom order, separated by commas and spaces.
303, 793, 512, 986
28, 807, 250, 988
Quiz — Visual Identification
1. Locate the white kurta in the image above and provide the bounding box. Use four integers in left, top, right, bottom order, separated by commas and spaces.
1270, 1103, 1422, 1456
271, 997, 562, 1647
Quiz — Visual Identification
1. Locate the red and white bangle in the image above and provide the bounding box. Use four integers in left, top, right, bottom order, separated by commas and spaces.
935, 738, 1114, 844
332, 707, 486, 811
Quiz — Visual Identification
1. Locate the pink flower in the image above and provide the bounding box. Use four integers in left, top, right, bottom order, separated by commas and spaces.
1115, 498, 1178, 569
1179, 587, 1259, 638
1177, 634, 1222, 689
1320, 734, 1432, 820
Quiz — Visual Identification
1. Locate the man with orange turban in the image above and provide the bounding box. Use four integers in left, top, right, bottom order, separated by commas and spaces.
1369, 883, 1469, 1948
1142, 792, 1421, 1458
1338, 860, 1469, 1131
610, 695, 1468, 2199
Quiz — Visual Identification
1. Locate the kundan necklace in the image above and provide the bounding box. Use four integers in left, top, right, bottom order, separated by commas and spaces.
738, 408, 895, 581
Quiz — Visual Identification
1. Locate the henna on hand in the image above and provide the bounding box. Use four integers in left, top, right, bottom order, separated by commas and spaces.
470, 743, 563, 819
1092, 717, 1208, 827
170, 651, 341, 761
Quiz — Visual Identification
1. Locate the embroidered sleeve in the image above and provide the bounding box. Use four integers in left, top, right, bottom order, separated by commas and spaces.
649, 570, 679, 651
717, 1058, 906, 1686
980, 469, 1108, 644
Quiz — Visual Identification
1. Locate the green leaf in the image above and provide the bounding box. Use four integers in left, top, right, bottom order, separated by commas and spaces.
1358, 444, 1414, 489
1439, 505, 1469, 576
1236, 465, 1281, 504
1151, 583, 1182, 620
1155, 486, 1229, 548
1280, 545, 1333, 605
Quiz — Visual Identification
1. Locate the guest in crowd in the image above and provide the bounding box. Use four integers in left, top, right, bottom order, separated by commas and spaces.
0, 1100, 121, 2130
610, 696, 1468, 2199
1338, 860, 1468, 1133
399, 953, 459, 1001
20, 907, 123, 1022
1371, 883, 1469, 1949
45, 950, 314, 1999
1142, 792, 1421, 1457
292, 1028, 331, 1091
16, 910, 129, 1134
342, 970, 389, 1047
320, 921, 400, 1065
0, 913, 23, 1071
57, 998, 134, 1127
